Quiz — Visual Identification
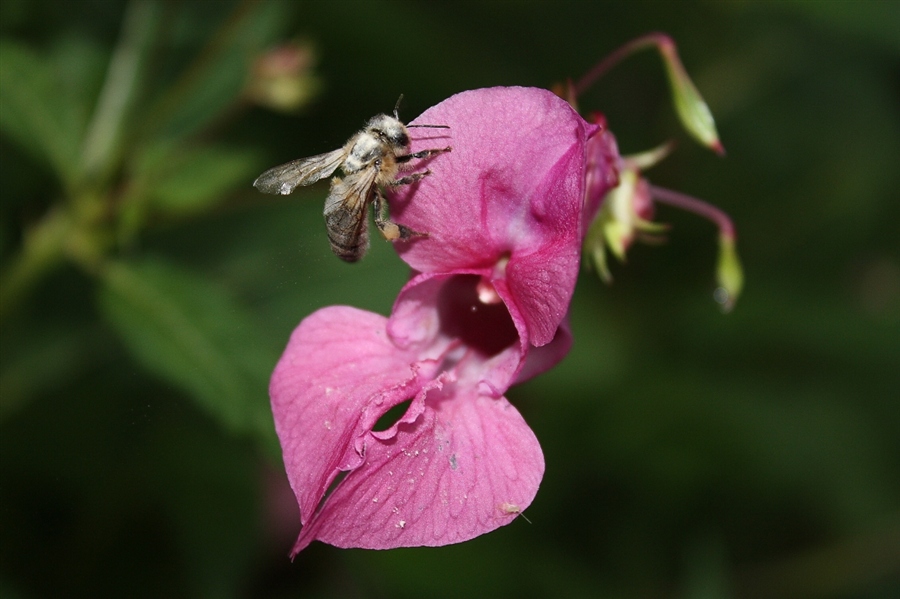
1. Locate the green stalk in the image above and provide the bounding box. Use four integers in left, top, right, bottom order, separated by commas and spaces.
80, 0, 161, 183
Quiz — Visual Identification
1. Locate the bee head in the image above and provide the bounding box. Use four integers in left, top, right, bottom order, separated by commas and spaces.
367, 114, 410, 150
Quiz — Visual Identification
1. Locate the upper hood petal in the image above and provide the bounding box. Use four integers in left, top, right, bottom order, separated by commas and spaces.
391, 87, 597, 343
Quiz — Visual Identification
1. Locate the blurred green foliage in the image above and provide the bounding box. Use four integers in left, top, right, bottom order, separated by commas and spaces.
1, 1, 898, 598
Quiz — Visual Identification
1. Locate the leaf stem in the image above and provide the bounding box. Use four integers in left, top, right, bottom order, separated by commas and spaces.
80, 0, 160, 182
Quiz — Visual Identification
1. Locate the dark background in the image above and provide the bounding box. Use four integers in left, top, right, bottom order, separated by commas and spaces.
1, 1, 898, 597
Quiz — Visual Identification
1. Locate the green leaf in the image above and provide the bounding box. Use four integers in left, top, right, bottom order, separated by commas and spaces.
49, 35, 109, 140
0, 40, 84, 187
97, 258, 278, 447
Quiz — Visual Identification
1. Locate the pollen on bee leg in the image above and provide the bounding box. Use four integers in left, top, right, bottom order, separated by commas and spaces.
380, 221, 402, 241
374, 189, 426, 242
378, 220, 426, 242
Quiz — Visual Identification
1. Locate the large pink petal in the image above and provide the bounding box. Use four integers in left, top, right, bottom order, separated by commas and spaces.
270, 306, 435, 528
292, 382, 544, 552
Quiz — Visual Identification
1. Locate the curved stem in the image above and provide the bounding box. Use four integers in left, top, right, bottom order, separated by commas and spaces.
648, 184, 735, 240
574, 32, 674, 98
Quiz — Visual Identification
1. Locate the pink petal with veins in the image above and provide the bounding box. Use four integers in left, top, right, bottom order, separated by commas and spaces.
294, 382, 543, 552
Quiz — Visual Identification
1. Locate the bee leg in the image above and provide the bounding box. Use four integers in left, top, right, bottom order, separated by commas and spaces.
395, 146, 452, 164
373, 189, 427, 241
391, 170, 431, 186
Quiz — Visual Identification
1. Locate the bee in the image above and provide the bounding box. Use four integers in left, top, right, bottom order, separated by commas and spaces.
253, 98, 451, 262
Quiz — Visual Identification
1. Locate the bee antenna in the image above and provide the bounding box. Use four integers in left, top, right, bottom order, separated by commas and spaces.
407, 124, 450, 129
394, 94, 404, 119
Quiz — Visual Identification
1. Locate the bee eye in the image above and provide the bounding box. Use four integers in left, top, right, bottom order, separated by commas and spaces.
393, 132, 409, 147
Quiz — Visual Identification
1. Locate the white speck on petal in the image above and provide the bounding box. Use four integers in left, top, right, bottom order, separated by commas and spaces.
499, 502, 532, 523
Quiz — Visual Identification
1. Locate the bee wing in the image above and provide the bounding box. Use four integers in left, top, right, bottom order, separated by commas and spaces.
323, 168, 378, 262
253, 148, 347, 195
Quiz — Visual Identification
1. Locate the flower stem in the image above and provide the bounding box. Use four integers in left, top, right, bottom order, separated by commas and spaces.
573, 32, 671, 98
648, 184, 735, 240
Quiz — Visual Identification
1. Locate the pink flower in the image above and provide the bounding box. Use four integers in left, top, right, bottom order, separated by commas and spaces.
392, 87, 599, 346
271, 87, 606, 554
